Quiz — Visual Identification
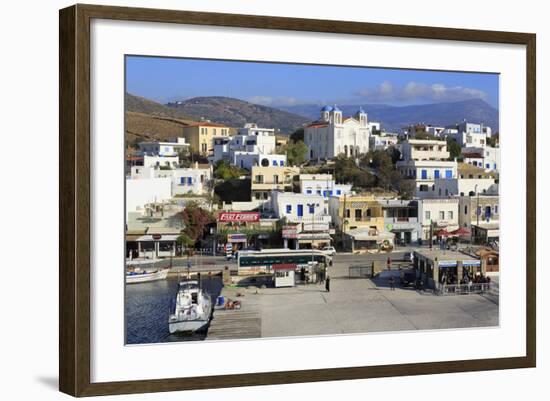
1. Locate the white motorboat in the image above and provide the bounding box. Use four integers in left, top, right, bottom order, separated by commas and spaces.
168, 280, 212, 333
125, 268, 169, 284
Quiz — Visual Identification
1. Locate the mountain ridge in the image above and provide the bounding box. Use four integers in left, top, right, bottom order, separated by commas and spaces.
279, 99, 499, 132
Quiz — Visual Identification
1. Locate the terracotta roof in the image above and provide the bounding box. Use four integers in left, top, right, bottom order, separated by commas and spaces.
462, 152, 483, 158
306, 122, 328, 128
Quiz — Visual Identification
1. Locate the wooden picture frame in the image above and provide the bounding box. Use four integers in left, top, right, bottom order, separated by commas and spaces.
59, 3, 536, 397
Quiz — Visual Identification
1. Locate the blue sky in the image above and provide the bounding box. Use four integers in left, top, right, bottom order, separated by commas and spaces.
126, 56, 499, 108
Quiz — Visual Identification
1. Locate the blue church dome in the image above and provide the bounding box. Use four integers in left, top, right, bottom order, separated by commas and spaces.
321, 105, 333, 112
332, 105, 341, 112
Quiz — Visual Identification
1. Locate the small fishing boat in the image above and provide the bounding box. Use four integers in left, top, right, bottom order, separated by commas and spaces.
168, 279, 212, 333
125, 268, 169, 284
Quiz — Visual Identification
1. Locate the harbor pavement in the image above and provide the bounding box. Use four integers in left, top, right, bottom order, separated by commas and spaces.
213, 276, 499, 339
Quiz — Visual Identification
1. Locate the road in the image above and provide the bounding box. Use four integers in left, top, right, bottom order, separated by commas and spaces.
144, 250, 415, 276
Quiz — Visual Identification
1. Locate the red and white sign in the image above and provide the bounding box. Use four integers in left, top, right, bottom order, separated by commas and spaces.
218, 212, 260, 223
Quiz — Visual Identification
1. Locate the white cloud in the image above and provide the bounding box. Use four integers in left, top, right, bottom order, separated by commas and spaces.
248, 95, 305, 107
354, 81, 488, 104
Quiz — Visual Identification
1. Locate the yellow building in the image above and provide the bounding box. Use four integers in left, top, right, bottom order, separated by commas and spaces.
251, 166, 300, 201
182, 122, 231, 156
328, 194, 385, 233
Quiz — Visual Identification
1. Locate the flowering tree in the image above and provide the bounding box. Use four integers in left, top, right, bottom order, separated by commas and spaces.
180, 202, 214, 249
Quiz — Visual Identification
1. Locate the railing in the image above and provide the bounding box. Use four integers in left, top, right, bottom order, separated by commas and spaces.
436, 282, 495, 295
387, 217, 419, 223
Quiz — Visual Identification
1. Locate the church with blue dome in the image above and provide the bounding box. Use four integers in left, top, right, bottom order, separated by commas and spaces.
304, 105, 372, 161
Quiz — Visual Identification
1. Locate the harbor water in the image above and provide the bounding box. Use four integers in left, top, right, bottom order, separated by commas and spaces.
125, 275, 223, 345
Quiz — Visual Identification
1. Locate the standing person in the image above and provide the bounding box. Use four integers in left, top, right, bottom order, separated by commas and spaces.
387, 256, 392, 270
325, 276, 331, 292
389, 275, 395, 290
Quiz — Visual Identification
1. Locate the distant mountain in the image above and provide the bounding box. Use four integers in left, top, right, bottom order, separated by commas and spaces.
279, 99, 499, 132
165, 96, 310, 134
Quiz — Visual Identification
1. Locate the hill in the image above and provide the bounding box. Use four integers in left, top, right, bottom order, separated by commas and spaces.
165, 96, 310, 134
125, 111, 196, 145
280, 99, 499, 132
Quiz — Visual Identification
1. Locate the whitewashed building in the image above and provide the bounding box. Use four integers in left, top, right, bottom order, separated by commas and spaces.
304, 106, 371, 160
298, 174, 353, 198
126, 177, 172, 215
233, 152, 286, 170
396, 139, 458, 197
129, 163, 212, 196
462, 146, 500, 172
212, 123, 277, 167
369, 133, 398, 150
446, 122, 491, 148
417, 198, 459, 240
433, 163, 498, 197
138, 137, 189, 157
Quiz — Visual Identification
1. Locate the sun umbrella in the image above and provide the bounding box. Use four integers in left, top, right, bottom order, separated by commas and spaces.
451, 227, 470, 236
435, 229, 451, 237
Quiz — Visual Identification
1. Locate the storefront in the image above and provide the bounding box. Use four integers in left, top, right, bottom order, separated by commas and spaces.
343, 228, 395, 253
414, 249, 484, 289
130, 231, 179, 259
471, 223, 500, 245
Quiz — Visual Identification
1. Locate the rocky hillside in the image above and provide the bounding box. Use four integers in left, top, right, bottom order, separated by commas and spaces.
165, 96, 310, 134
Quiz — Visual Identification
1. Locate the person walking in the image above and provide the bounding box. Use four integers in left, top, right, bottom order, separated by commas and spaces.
325, 276, 331, 292
387, 256, 392, 270
389, 275, 395, 290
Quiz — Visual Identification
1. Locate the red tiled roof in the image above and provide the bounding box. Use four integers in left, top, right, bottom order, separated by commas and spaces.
306, 122, 328, 128
462, 152, 483, 158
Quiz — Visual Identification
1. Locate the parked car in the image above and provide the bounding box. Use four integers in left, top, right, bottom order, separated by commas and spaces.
321, 246, 337, 256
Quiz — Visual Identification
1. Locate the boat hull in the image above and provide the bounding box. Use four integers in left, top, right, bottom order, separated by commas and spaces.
126, 269, 169, 284
169, 319, 209, 334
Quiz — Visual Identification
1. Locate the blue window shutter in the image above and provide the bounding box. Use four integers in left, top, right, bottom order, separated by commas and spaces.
180, 177, 185, 185
434, 170, 440, 179
279, 160, 284, 166
445, 170, 452, 179
336, 190, 341, 195
297, 204, 303, 217
421, 169, 427, 179
188, 177, 193, 185
309, 204, 315, 214
306, 190, 312, 194
272, 160, 277, 166
286, 205, 292, 213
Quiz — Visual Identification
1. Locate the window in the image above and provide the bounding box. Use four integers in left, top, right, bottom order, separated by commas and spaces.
187, 177, 193, 185
447, 211, 453, 220
279, 160, 284, 166
345, 209, 350, 218
286, 205, 292, 214
366, 208, 372, 217
425, 211, 431, 220
309, 204, 315, 214
445, 189, 449, 196
445, 170, 453, 179
255, 175, 263, 183
494, 205, 499, 214
434, 170, 440, 179
439, 211, 445, 220
306, 189, 312, 195
438, 189, 442, 196
273, 175, 279, 184
180, 177, 186, 185
421, 169, 427, 179
297, 204, 303, 217
272, 160, 277, 166
355, 209, 362, 220
336, 190, 341, 195
464, 205, 468, 214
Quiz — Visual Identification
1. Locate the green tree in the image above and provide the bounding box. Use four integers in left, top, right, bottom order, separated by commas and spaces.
284, 140, 308, 166
289, 127, 304, 142
213, 160, 246, 180
446, 138, 462, 160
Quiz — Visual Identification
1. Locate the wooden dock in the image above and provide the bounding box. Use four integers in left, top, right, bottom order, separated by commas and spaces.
205, 288, 261, 340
